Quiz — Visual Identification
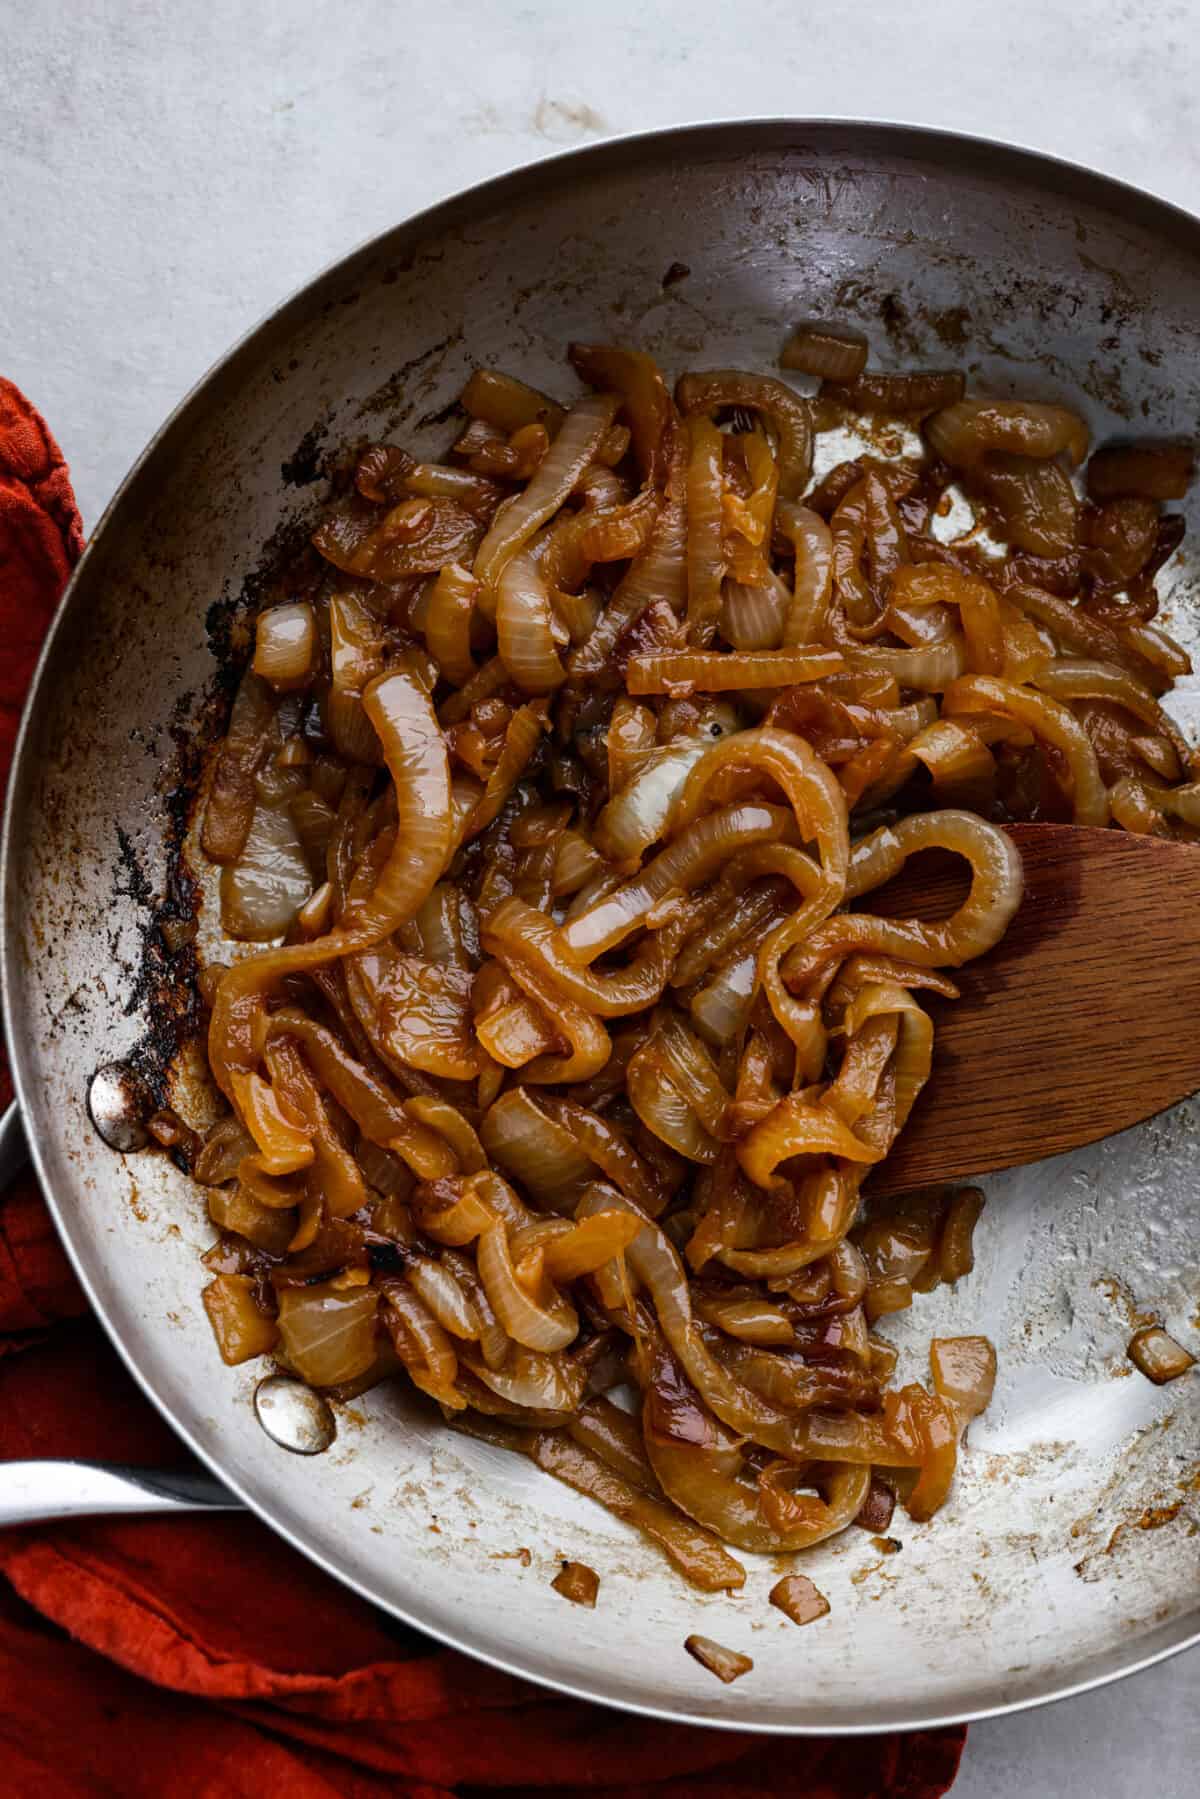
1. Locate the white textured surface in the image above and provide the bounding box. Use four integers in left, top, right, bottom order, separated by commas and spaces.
2, 0, 1198, 1788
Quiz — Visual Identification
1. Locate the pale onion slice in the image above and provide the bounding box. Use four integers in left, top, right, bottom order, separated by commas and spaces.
219, 787, 312, 942
252, 601, 316, 689
276, 1285, 379, 1388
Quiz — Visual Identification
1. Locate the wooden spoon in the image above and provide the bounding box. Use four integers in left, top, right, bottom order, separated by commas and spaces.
863, 823, 1200, 1195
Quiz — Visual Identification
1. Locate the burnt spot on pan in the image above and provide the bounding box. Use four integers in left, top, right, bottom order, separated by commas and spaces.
104, 813, 203, 1115
281, 420, 331, 488
356, 329, 463, 428
97, 509, 330, 1144
205, 514, 321, 683
416, 396, 466, 431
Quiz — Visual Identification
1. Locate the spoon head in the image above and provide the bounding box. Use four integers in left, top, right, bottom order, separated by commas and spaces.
867, 823, 1200, 1193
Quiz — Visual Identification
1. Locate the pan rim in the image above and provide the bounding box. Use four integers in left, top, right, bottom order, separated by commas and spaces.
4, 114, 1199, 1734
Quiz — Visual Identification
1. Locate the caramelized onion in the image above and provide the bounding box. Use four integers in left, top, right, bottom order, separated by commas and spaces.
930, 1335, 997, 1427
277, 1285, 379, 1388
943, 675, 1108, 824
976, 453, 1078, 556
570, 344, 673, 483
685, 414, 725, 639
778, 502, 834, 644
677, 370, 813, 497
832, 369, 965, 416
496, 551, 566, 693
684, 1635, 754, 1683
1087, 442, 1194, 502
219, 776, 312, 941
592, 736, 714, 868
769, 1572, 831, 1626
1127, 1324, 1196, 1384
202, 1275, 278, 1364
461, 367, 565, 435
782, 322, 868, 382
202, 670, 276, 865
480, 1088, 594, 1210
569, 435, 688, 676
475, 393, 619, 603
253, 602, 315, 690
425, 562, 478, 687
194, 338, 1193, 1583
627, 646, 843, 693
927, 398, 1088, 468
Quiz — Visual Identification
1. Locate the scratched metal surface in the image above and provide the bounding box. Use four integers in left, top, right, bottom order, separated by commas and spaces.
3, 122, 1199, 1731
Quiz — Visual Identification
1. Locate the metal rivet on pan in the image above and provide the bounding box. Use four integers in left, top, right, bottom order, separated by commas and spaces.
254, 1375, 337, 1455
87, 1061, 151, 1152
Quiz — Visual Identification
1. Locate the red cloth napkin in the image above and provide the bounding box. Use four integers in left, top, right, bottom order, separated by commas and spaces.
0, 375, 967, 1797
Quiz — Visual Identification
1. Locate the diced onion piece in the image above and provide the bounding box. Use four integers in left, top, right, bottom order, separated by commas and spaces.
930, 1335, 997, 1427
202, 1274, 278, 1365
684, 1634, 754, 1684
275, 1285, 380, 1388
1128, 1325, 1196, 1384
768, 1573, 831, 1626
208, 1182, 295, 1255
552, 1560, 599, 1606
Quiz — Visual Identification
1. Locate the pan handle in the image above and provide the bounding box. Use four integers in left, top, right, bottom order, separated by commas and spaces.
0, 1459, 241, 1526
0, 1100, 29, 1191
0, 1112, 244, 1524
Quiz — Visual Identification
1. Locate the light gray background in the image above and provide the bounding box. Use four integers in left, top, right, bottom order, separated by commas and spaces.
2, 0, 1197, 1790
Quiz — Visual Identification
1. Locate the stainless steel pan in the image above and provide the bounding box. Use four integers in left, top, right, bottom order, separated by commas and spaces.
3, 120, 1199, 1734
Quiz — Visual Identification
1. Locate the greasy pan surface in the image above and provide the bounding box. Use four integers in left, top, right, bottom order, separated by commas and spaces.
4, 121, 1200, 1732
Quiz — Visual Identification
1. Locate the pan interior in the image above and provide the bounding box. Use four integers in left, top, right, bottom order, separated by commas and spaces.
5, 123, 1199, 1731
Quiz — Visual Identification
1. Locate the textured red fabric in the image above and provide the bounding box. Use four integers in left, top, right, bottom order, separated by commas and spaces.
0, 377, 966, 1796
